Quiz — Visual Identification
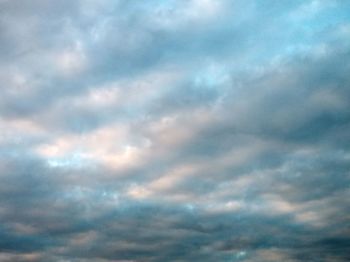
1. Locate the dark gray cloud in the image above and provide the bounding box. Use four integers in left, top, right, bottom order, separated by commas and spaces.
0, 0, 349, 261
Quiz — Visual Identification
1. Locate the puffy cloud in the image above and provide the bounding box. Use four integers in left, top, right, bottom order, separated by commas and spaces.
0, 0, 349, 261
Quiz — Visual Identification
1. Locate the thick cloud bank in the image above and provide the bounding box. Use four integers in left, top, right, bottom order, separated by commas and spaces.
0, 0, 349, 261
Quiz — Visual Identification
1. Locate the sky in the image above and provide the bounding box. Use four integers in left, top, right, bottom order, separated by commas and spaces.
0, 0, 350, 261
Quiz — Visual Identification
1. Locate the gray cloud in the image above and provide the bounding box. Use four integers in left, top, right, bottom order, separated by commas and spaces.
0, 0, 349, 261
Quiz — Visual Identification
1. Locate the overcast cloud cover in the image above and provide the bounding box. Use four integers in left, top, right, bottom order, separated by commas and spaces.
0, 0, 350, 261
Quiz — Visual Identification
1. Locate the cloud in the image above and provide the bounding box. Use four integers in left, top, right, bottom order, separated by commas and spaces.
0, 0, 349, 261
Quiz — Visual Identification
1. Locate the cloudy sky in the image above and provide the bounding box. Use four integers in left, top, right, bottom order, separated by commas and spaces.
0, 0, 350, 261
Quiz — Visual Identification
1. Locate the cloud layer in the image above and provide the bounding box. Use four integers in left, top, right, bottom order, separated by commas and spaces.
0, 0, 349, 261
